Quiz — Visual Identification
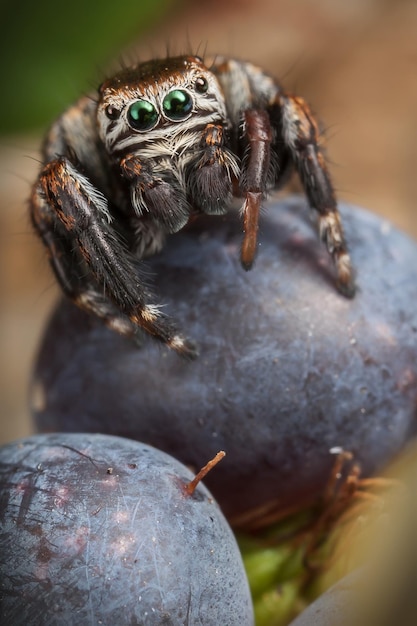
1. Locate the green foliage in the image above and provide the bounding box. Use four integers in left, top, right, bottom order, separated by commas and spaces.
0, 0, 176, 133
239, 535, 307, 626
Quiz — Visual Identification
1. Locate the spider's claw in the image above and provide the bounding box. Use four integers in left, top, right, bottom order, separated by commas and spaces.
334, 250, 356, 299
336, 276, 356, 299
240, 239, 257, 271
167, 335, 199, 360
131, 305, 198, 359
241, 257, 254, 272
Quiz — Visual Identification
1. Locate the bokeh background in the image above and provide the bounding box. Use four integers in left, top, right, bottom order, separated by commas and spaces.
1, 0, 416, 444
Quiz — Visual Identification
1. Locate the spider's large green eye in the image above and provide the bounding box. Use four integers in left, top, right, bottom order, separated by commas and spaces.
162, 89, 193, 121
127, 100, 158, 131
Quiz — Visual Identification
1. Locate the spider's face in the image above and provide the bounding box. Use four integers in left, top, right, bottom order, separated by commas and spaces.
97, 56, 228, 158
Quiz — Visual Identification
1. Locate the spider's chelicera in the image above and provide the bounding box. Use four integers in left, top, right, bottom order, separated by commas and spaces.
31, 54, 355, 358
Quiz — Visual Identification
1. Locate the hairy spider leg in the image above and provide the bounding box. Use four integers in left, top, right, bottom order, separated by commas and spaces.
30, 156, 197, 358
277, 94, 355, 296
210, 58, 277, 270
211, 56, 355, 294
239, 109, 273, 270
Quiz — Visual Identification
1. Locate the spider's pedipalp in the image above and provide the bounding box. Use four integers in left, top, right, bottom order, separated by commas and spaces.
120, 154, 190, 233
189, 122, 238, 215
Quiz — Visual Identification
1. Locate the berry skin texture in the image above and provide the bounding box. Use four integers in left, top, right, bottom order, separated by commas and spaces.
0, 433, 254, 625
32, 198, 417, 527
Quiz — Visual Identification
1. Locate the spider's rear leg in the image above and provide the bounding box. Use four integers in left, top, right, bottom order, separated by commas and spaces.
30, 157, 197, 358
279, 94, 355, 296
239, 109, 273, 270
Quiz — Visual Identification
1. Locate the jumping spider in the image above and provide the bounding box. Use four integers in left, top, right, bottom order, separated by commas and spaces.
31, 54, 355, 358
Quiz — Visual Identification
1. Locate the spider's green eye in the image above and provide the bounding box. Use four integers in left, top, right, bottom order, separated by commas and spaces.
162, 89, 193, 121
127, 100, 158, 131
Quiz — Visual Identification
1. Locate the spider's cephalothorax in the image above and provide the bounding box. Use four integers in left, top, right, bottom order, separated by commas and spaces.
31, 54, 355, 357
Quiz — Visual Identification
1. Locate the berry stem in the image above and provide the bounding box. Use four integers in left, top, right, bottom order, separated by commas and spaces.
185, 451, 226, 496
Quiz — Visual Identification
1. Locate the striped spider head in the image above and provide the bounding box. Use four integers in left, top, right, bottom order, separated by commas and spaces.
97, 55, 228, 159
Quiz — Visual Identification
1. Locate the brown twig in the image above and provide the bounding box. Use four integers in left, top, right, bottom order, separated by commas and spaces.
184, 450, 226, 496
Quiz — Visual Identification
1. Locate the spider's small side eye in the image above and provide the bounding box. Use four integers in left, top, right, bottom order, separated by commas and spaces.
105, 105, 120, 120
162, 89, 193, 121
127, 100, 159, 131
195, 76, 208, 94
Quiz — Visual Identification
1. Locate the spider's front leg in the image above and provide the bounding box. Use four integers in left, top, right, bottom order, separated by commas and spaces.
239, 109, 274, 270
30, 156, 197, 358
278, 94, 355, 296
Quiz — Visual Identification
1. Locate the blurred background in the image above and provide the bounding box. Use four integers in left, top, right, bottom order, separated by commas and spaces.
1, 0, 416, 444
